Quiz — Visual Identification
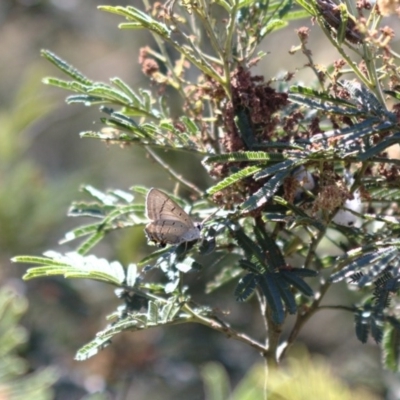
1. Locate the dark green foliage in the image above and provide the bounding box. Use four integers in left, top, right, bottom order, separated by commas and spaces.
235, 108, 256, 149
259, 274, 286, 324
254, 159, 301, 180
241, 167, 296, 211
382, 322, 400, 371
275, 274, 297, 315
330, 246, 399, 285
349, 270, 400, 349
233, 226, 315, 323
354, 308, 371, 344
279, 270, 314, 297
235, 273, 259, 301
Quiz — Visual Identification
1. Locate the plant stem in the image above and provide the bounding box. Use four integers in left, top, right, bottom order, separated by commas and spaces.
264, 305, 282, 368
318, 20, 372, 89
280, 279, 332, 360
183, 304, 268, 354
145, 145, 204, 196
254, 216, 283, 366
278, 212, 332, 359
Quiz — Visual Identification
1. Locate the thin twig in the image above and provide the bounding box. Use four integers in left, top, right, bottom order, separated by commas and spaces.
279, 216, 332, 360
255, 216, 282, 368
315, 304, 357, 312
318, 20, 372, 89
280, 278, 332, 360
183, 304, 268, 354
145, 145, 204, 196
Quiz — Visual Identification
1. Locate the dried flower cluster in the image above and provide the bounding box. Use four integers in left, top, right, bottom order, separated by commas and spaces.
378, 0, 400, 16
222, 67, 289, 152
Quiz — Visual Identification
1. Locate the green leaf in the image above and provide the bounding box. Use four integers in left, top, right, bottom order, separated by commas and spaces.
75, 335, 112, 361
341, 120, 393, 146
42, 77, 89, 92
336, 4, 349, 45
207, 165, 262, 195
371, 314, 384, 343
239, 259, 265, 274
289, 91, 362, 116
126, 264, 137, 287
311, 117, 377, 143
294, 0, 317, 15
383, 90, 400, 100
235, 273, 259, 302
355, 309, 370, 344
254, 159, 299, 180
75, 302, 195, 360
275, 275, 297, 314
98, 6, 171, 37
81, 185, 120, 204
259, 274, 285, 324
15, 251, 126, 286
290, 268, 318, 278
67, 95, 105, 105
234, 108, 255, 149
233, 228, 265, 266
342, 81, 385, 115
41, 50, 92, 85
282, 8, 310, 20
290, 85, 355, 107
358, 132, 400, 161
119, 22, 145, 29
241, 168, 294, 211
260, 19, 288, 36
76, 231, 106, 255
67, 203, 114, 218
278, 0, 293, 18
330, 246, 399, 284
253, 226, 286, 270
280, 270, 314, 296
110, 77, 142, 106
382, 324, 400, 372
253, 141, 305, 150
204, 151, 285, 164
87, 84, 134, 105
62, 186, 146, 252
160, 298, 182, 322
148, 301, 159, 324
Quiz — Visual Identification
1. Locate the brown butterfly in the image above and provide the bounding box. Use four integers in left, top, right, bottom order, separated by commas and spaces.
145, 188, 201, 247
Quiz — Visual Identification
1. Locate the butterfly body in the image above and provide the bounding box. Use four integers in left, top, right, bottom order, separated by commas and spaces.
145, 188, 201, 247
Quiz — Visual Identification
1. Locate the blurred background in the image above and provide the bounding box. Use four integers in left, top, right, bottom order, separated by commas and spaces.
1, 0, 400, 399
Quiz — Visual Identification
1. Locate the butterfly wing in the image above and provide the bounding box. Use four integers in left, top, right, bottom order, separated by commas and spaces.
145, 188, 192, 223
145, 188, 200, 245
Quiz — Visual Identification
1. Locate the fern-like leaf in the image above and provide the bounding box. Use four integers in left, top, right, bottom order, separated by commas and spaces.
241, 167, 294, 211
204, 151, 285, 164
235, 273, 259, 302
259, 274, 285, 324
253, 226, 286, 270
382, 323, 400, 372
354, 309, 370, 343
330, 246, 399, 284
207, 166, 262, 195
280, 269, 315, 297
13, 252, 127, 286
